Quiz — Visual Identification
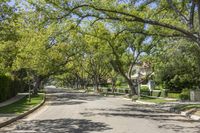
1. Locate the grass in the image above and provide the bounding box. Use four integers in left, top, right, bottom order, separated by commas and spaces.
0, 94, 44, 114
139, 96, 177, 104
174, 104, 200, 111
167, 92, 180, 99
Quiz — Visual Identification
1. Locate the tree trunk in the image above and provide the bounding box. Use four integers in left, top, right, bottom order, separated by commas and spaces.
127, 79, 137, 95
94, 76, 99, 92
111, 78, 116, 94
33, 76, 42, 95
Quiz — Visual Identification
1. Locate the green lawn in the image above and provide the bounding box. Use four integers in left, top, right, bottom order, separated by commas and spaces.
174, 104, 200, 111
167, 92, 180, 99
139, 96, 177, 104
0, 94, 44, 114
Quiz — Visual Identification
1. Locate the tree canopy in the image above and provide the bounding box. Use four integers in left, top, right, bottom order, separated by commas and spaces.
1, 0, 200, 95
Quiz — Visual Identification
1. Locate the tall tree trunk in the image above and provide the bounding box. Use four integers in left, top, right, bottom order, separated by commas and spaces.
111, 60, 137, 95
111, 78, 116, 94
93, 75, 99, 92
127, 79, 137, 95
33, 76, 42, 95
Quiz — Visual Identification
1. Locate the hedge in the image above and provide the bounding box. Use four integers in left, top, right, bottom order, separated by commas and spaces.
0, 75, 25, 102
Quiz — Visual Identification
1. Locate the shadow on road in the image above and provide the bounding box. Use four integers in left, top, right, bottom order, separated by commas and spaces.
3, 118, 112, 133
80, 103, 200, 133
47, 93, 104, 106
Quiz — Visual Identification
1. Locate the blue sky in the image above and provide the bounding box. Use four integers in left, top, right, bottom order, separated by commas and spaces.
8, 0, 15, 6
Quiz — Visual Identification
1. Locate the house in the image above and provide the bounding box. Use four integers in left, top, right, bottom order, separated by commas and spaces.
131, 62, 152, 84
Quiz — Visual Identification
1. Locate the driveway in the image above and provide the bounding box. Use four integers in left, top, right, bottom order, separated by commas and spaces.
0, 91, 200, 133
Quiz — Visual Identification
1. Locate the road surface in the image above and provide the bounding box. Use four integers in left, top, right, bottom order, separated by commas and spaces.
0, 89, 200, 133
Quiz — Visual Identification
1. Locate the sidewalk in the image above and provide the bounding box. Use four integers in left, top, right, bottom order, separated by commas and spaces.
0, 93, 45, 128
0, 93, 27, 108
0, 93, 27, 127
135, 99, 200, 120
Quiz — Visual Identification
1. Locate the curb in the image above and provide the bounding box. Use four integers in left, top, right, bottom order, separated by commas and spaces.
180, 111, 200, 120
190, 114, 200, 120
135, 100, 156, 105
171, 108, 200, 121
180, 108, 196, 116
0, 94, 46, 128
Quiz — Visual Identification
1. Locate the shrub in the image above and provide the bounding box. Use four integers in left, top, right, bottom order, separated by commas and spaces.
140, 85, 149, 91
140, 85, 150, 96
154, 85, 163, 90
179, 88, 190, 101
152, 90, 161, 97
115, 80, 121, 86
0, 75, 23, 102
117, 88, 124, 93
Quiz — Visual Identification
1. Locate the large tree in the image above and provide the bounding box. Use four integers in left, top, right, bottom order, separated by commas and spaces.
10, 9, 81, 94
78, 22, 155, 95
32, 0, 200, 45
152, 38, 200, 91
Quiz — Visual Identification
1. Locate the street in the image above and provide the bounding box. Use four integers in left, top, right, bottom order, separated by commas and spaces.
0, 90, 200, 133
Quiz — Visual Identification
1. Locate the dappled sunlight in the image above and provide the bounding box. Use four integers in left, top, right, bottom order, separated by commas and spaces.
2, 118, 112, 133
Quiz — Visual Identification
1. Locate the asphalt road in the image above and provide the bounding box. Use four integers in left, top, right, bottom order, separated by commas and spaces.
1, 89, 200, 133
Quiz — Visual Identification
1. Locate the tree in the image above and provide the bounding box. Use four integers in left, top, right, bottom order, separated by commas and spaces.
0, 0, 19, 75
11, 0, 200, 96
78, 22, 154, 95
10, 10, 81, 94
36, 0, 200, 45
0, 0, 18, 41
152, 38, 200, 91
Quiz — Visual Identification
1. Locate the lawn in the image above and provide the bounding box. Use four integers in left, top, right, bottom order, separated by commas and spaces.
139, 96, 177, 104
0, 94, 44, 114
173, 104, 200, 111
167, 92, 180, 99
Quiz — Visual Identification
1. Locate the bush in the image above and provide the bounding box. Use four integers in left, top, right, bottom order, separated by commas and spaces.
0, 75, 24, 102
117, 88, 124, 93
140, 85, 149, 91
152, 90, 161, 97
140, 85, 150, 95
154, 85, 163, 90
116, 80, 121, 86
179, 89, 190, 101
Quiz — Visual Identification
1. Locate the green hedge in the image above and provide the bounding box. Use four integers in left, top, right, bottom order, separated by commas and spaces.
140, 86, 150, 96
179, 89, 190, 101
152, 90, 161, 97
116, 88, 129, 94
0, 75, 24, 102
140, 85, 149, 91
141, 91, 150, 96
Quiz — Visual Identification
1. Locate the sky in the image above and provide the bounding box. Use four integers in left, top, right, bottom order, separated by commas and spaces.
8, 0, 15, 6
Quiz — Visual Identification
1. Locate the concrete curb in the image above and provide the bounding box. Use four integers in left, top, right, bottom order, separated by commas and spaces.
190, 114, 200, 120
171, 107, 200, 121
135, 100, 156, 105
0, 94, 46, 128
180, 108, 196, 116
180, 111, 200, 120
